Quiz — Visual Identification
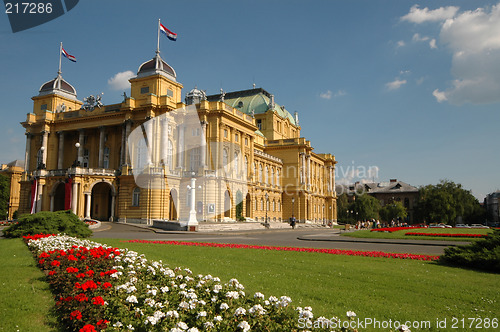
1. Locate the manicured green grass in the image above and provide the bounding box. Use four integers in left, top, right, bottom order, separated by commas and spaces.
3, 236, 498, 331
0, 238, 57, 332
98, 238, 499, 331
342, 228, 493, 241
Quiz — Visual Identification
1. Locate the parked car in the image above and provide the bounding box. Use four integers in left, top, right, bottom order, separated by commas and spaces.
470, 224, 489, 229
455, 224, 471, 228
429, 223, 452, 228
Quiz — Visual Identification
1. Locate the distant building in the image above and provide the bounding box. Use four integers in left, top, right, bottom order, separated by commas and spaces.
336, 179, 419, 223
485, 191, 500, 223
0, 160, 24, 219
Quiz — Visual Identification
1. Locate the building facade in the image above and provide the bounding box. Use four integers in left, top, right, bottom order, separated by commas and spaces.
17, 51, 337, 227
0, 160, 24, 219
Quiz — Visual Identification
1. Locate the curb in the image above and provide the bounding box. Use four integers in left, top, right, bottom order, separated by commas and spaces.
297, 236, 470, 247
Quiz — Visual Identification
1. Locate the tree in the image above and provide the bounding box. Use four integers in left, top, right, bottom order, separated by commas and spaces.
415, 180, 485, 225
0, 174, 10, 220
379, 201, 407, 222
351, 193, 380, 221
336, 193, 351, 222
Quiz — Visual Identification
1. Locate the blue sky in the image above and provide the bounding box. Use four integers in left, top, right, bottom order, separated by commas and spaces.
1, 0, 499, 200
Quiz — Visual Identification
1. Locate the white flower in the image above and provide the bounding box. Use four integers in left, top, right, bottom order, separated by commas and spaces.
234, 307, 246, 316
220, 303, 229, 310
249, 304, 267, 316
187, 328, 199, 332
178, 301, 189, 310
127, 324, 135, 331
197, 311, 207, 319
254, 292, 265, 299
204, 322, 214, 329
161, 286, 169, 293
213, 316, 223, 322
238, 321, 251, 332
226, 291, 240, 299
399, 325, 411, 332
126, 295, 138, 304
166, 310, 179, 319
176, 321, 189, 330
346, 311, 356, 318
113, 321, 123, 328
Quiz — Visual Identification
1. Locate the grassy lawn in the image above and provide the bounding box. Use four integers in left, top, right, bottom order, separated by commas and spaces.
2, 236, 498, 331
98, 238, 498, 331
341, 228, 493, 241
0, 238, 57, 332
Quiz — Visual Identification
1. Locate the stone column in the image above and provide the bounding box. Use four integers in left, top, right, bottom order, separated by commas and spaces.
110, 194, 115, 221
50, 194, 54, 212
71, 181, 78, 214
200, 121, 207, 167
98, 126, 105, 168
307, 155, 311, 189
36, 181, 44, 212
161, 117, 169, 164
177, 124, 185, 169
41, 131, 48, 167
85, 193, 91, 218
124, 120, 132, 165
24, 133, 32, 172
57, 131, 64, 169
300, 153, 305, 184
120, 123, 126, 165
145, 118, 153, 165
78, 130, 84, 165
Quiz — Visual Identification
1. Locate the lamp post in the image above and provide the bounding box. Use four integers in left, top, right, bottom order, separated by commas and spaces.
74, 142, 81, 167
185, 171, 198, 230
291, 197, 295, 219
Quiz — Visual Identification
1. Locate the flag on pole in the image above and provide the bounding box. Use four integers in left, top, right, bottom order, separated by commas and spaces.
61, 47, 76, 62
160, 23, 177, 41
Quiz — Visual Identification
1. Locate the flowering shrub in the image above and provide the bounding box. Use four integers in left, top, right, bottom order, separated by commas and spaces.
25, 234, 362, 331
123, 240, 439, 261
371, 226, 426, 233
405, 232, 488, 238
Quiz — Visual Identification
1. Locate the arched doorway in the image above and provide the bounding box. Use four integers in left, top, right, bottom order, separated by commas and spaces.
53, 182, 66, 211
91, 182, 112, 221
224, 190, 231, 218
169, 189, 178, 220
245, 193, 251, 218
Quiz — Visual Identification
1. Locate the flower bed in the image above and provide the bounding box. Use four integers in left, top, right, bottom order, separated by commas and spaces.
123, 240, 439, 261
0, 220, 18, 226
24, 234, 363, 332
405, 232, 488, 238
371, 226, 426, 233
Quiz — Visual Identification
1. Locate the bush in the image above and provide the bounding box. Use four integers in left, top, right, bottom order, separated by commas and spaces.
439, 229, 500, 272
3, 210, 92, 238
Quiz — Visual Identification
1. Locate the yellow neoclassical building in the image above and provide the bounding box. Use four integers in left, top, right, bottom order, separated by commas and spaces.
17, 50, 337, 228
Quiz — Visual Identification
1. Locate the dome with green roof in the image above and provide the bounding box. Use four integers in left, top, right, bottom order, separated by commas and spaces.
207, 88, 297, 126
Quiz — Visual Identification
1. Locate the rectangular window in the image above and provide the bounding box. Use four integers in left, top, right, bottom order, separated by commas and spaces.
167, 89, 174, 97
41, 104, 47, 110
224, 129, 228, 138
235, 134, 239, 142
245, 137, 248, 146
256, 119, 262, 130
141, 87, 149, 94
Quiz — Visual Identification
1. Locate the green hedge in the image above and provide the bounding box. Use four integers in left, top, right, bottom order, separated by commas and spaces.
3, 210, 92, 238
439, 229, 500, 272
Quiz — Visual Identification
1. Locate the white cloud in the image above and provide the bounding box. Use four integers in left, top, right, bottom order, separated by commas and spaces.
108, 71, 135, 90
416, 77, 425, 85
433, 89, 448, 102
401, 5, 459, 23
320, 89, 346, 99
386, 79, 407, 91
412, 33, 429, 42
437, 3, 500, 104
397, 40, 406, 47
429, 38, 437, 49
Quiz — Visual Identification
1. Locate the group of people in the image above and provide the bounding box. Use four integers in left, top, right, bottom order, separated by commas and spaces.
354, 219, 409, 229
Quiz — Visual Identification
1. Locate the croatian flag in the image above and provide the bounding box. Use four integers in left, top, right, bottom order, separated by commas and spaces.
160, 23, 177, 41
61, 47, 76, 62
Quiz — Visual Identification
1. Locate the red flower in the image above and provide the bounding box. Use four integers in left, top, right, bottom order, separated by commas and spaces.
92, 296, 105, 306
50, 260, 60, 267
70, 310, 82, 320
74, 293, 88, 302
102, 282, 112, 289
79, 324, 96, 332
48, 270, 57, 276
66, 267, 79, 273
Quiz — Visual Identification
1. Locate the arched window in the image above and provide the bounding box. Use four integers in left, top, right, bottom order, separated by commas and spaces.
265, 166, 269, 184
273, 200, 276, 212
255, 198, 258, 210
103, 147, 110, 169
132, 187, 140, 206
135, 138, 147, 170
223, 148, 229, 172
261, 198, 264, 210
190, 147, 200, 171
259, 164, 263, 183
278, 200, 281, 212
271, 168, 275, 186
244, 156, 248, 177
277, 169, 280, 186
234, 152, 239, 175
167, 139, 173, 168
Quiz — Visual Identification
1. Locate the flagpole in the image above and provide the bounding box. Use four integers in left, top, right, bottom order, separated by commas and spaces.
156, 19, 160, 54
58, 42, 62, 75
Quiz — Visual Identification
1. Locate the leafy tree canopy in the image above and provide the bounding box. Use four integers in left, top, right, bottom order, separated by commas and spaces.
0, 173, 10, 220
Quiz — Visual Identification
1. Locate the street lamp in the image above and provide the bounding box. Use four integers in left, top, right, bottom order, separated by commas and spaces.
291, 197, 295, 219
74, 142, 81, 167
